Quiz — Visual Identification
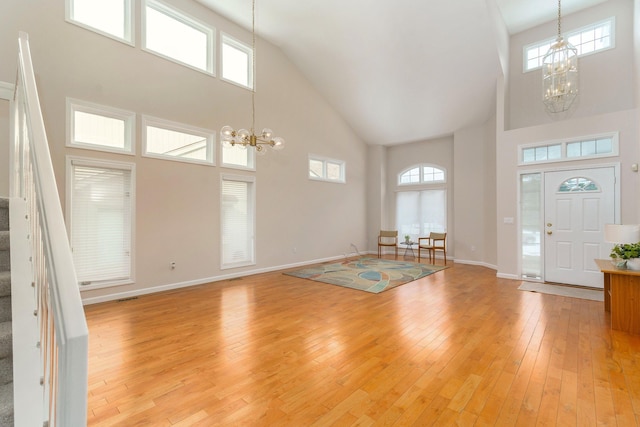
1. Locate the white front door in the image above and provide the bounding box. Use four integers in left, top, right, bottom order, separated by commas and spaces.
544, 167, 615, 288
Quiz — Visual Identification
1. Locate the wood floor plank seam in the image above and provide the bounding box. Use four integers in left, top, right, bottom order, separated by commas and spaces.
84, 261, 640, 425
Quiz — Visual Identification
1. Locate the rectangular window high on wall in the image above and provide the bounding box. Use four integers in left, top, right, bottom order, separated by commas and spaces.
396, 190, 446, 241
142, 116, 215, 165
523, 17, 614, 72
143, 0, 215, 74
308, 155, 346, 183
67, 98, 135, 154
221, 174, 256, 269
67, 157, 135, 288
66, 0, 134, 45
221, 33, 253, 89
221, 144, 255, 170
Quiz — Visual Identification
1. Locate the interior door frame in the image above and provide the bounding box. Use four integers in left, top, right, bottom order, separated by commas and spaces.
518, 162, 621, 283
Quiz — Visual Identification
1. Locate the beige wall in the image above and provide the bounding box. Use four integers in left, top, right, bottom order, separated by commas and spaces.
496, 110, 639, 278
366, 123, 498, 267
508, 0, 635, 130
366, 145, 386, 252
4, 0, 636, 298
635, 0, 640, 220
453, 120, 497, 268
496, 0, 639, 279
384, 136, 456, 259
1, 0, 368, 302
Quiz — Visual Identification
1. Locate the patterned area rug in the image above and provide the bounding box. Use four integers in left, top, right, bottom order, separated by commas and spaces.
284, 257, 448, 293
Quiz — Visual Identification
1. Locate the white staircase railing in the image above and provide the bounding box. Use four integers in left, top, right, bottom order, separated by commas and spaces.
10, 31, 88, 427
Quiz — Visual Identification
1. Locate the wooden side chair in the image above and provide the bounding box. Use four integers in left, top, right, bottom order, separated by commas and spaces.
418, 232, 447, 265
378, 230, 398, 259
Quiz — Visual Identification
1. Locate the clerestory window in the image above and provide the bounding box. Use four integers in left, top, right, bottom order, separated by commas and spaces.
143, 0, 215, 74
142, 116, 215, 165
221, 34, 253, 89
66, 0, 134, 45
67, 98, 135, 154
524, 17, 614, 72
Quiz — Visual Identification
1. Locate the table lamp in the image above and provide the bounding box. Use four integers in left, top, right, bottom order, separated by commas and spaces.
604, 224, 640, 244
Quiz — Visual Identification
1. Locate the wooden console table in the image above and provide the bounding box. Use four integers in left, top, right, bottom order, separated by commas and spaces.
595, 259, 640, 334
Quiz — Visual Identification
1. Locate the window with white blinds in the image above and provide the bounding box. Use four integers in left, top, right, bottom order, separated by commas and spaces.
221, 174, 255, 269
67, 157, 134, 287
395, 189, 446, 242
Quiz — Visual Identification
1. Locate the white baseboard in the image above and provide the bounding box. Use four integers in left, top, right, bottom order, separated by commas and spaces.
82, 252, 509, 305
496, 272, 520, 280
454, 259, 497, 270
82, 253, 350, 305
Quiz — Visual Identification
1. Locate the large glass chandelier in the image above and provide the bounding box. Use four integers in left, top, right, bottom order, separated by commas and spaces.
220, 0, 285, 154
542, 0, 578, 113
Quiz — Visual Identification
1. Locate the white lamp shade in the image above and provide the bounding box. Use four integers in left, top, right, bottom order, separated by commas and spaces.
604, 224, 640, 243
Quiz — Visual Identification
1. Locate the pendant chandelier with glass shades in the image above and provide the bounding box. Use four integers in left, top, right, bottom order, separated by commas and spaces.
220, 0, 285, 154
542, 0, 578, 113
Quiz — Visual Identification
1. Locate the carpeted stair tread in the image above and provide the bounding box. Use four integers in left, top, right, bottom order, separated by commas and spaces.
0, 297, 10, 324
0, 322, 11, 359
0, 250, 8, 273
0, 272, 9, 298
0, 355, 12, 386
0, 231, 8, 251
0, 201, 7, 232
0, 382, 13, 426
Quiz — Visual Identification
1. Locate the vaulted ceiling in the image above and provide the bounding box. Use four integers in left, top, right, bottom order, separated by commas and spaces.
197, 0, 608, 145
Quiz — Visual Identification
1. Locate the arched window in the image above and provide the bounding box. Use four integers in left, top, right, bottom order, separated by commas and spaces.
399, 164, 446, 185
396, 164, 447, 241
558, 177, 599, 192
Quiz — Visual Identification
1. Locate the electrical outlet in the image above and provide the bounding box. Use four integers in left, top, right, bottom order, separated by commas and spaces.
170, 262, 176, 269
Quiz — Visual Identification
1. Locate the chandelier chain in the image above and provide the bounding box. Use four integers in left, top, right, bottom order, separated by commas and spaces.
251, 0, 256, 134
557, 0, 562, 39
219, 0, 285, 152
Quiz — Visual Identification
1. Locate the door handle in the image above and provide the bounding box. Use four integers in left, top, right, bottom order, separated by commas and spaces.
547, 231, 553, 235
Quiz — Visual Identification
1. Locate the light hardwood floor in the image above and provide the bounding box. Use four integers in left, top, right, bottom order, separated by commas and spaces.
85, 260, 640, 426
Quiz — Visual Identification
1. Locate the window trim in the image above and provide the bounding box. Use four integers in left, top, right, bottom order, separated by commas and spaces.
523, 17, 615, 72
221, 33, 254, 90
308, 154, 346, 184
142, 115, 216, 166
66, 98, 136, 155
65, 155, 136, 290
220, 173, 257, 270
142, 0, 216, 76
65, 0, 134, 46
518, 132, 619, 166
